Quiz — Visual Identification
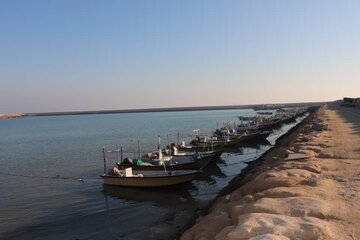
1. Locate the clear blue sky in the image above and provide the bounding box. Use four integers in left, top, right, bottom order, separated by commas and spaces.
1, 0, 359, 113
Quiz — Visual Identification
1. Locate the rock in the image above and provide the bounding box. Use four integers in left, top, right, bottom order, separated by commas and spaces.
301, 177, 318, 186
311, 122, 328, 131
225, 213, 340, 239
225, 194, 231, 201
335, 176, 348, 183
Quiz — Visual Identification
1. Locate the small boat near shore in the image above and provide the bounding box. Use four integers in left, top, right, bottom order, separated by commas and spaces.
102, 168, 199, 188
101, 148, 199, 187
166, 147, 223, 163
116, 144, 222, 170
177, 142, 224, 152
238, 130, 272, 142
117, 153, 214, 170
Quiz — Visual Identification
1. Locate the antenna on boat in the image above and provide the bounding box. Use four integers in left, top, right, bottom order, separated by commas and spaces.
157, 135, 161, 151
120, 146, 123, 164
137, 140, 141, 159
102, 146, 107, 175
116, 144, 119, 163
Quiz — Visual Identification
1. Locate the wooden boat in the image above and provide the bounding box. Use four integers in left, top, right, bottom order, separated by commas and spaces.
257, 120, 282, 131
256, 111, 273, 115
102, 168, 199, 188
191, 136, 240, 148
238, 130, 272, 142
117, 153, 213, 170
171, 148, 223, 162
177, 142, 224, 152
177, 127, 244, 151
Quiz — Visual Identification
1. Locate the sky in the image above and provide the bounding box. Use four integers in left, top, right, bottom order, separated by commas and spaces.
0, 0, 359, 113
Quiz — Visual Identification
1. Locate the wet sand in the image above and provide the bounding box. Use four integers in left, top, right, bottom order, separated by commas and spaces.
181, 102, 360, 239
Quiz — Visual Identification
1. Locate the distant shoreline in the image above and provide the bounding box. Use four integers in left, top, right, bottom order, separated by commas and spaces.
1, 101, 325, 119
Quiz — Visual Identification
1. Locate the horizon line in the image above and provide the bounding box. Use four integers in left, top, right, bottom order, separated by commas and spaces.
23, 100, 327, 117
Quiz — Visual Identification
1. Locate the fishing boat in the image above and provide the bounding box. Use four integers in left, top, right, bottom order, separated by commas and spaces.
190, 134, 241, 148
170, 146, 223, 162
101, 148, 199, 187
117, 151, 214, 170
256, 111, 273, 115
177, 141, 224, 152
115, 137, 221, 170
102, 168, 199, 188
176, 126, 243, 151
238, 130, 272, 142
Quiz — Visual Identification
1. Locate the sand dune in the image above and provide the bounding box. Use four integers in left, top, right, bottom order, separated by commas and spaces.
181, 103, 360, 240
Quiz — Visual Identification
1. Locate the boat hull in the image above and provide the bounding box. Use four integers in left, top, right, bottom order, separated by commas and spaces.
191, 138, 239, 148
117, 155, 213, 170
178, 145, 224, 152
102, 170, 198, 188
239, 130, 272, 142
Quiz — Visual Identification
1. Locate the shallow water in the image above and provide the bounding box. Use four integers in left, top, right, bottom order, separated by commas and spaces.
0, 109, 305, 239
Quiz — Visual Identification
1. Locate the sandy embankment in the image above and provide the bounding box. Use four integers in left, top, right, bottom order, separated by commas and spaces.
0, 113, 25, 119
181, 103, 360, 240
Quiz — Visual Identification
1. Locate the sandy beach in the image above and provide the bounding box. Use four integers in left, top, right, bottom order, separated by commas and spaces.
181, 102, 360, 240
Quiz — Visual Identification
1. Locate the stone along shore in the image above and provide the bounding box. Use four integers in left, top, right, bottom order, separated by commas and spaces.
181, 103, 360, 240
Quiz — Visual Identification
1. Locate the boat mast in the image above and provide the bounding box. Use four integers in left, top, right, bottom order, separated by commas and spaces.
157, 135, 160, 151
120, 146, 123, 164
116, 144, 119, 163
157, 135, 167, 173
102, 146, 107, 175
137, 140, 141, 159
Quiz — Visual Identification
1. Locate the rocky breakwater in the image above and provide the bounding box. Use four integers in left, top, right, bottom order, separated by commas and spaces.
0, 113, 26, 119
181, 103, 360, 240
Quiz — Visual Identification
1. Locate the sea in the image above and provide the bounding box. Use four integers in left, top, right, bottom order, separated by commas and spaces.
0, 109, 305, 240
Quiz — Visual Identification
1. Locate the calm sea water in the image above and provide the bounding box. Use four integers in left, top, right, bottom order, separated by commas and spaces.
0, 109, 305, 240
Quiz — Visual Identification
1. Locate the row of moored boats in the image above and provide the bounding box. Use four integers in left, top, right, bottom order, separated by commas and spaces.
101, 107, 308, 188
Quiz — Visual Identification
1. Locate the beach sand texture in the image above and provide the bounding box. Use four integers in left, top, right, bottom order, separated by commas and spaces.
181, 103, 360, 240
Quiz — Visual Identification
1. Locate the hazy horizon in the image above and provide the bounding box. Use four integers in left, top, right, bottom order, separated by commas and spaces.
1, 1, 359, 113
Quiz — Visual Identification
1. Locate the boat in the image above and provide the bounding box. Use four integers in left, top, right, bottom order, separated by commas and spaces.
170, 147, 223, 162
190, 126, 245, 147
177, 142, 224, 152
117, 152, 214, 170
256, 111, 273, 115
101, 147, 199, 187
102, 168, 199, 188
177, 126, 244, 151
238, 130, 272, 142
116, 143, 222, 170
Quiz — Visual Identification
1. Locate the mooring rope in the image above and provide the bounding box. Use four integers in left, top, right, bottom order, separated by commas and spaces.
0, 171, 100, 180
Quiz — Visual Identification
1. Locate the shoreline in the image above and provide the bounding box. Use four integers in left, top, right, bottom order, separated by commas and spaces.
176, 106, 320, 240
175, 106, 318, 239
180, 103, 360, 239
0, 101, 323, 119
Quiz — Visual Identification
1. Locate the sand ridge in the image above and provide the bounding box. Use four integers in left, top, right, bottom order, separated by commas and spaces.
181, 103, 360, 240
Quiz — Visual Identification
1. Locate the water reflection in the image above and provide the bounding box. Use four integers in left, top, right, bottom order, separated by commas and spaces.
194, 162, 227, 183
102, 185, 195, 207
237, 139, 271, 148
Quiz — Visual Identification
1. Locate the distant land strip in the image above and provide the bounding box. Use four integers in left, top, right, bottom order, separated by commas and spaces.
1, 101, 326, 119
